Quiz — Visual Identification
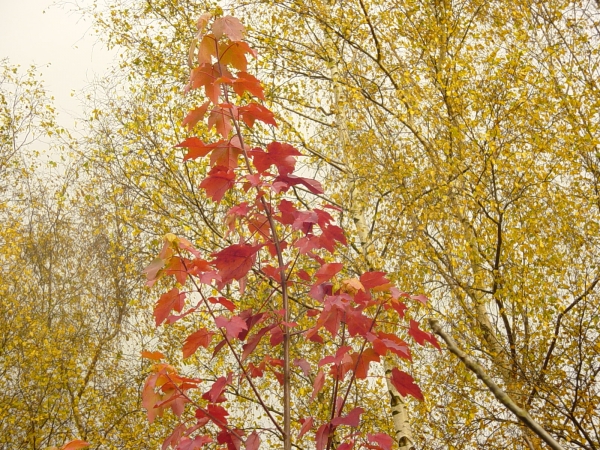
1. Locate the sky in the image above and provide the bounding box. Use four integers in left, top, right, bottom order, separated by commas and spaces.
0, 0, 116, 127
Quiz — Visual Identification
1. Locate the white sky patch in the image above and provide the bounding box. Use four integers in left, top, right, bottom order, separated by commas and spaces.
0, 0, 116, 127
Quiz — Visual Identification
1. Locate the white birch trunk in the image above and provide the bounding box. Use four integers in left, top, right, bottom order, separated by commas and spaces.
327, 40, 416, 450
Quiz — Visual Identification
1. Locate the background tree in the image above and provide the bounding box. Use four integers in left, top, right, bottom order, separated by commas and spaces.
73, 0, 600, 448
0, 62, 171, 449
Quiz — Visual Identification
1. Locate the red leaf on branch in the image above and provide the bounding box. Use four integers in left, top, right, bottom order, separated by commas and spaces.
331, 407, 363, 427
269, 325, 284, 346
249, 142, 302, 176
242, 325, 272, 360
314, 263, 343, 284
212, 16, 245, 41
208, 105, 234, 138
233, 71, 264, 99
374, 331, 412, 360
315, 423, 331, 450
297, 417, 313, 439
200, 165, 235, 202
183, 328, 215, 358
209, 140, 242, 169
389, 299, 407, 318
408, 319, 441, 350
215, 315, 248, 338
178, 435, 213, 449
196, 404, 229, 427
178, 137, 213, 161
297, 269, 311, 282
202, 374, 231, 403
198, 34, 217, 64
319, 223, 347, 250
367, 433, 394, 450
164, 256, 188, 285
318, 345, 352, 368
272, 174, 323, 195
182, 101, 210, 130
141, 350, 165, 360
350, 348, 380, 379
293, 358, 312, 376
212, 244, 259, 282
238, 103, 277, 128
359, 271, 390, 289
245, 431, 260, 450
154, 288, 186, 326
311, 370, 325, 400
208, 296, 236, 312
346, 307, 372, 337
217, 428, 244, 450
390, 368, 424, 401
60, 440, 90, 450
218, 41, 257, 71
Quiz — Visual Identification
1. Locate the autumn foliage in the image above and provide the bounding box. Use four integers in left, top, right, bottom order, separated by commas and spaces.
140, 14, 436, 450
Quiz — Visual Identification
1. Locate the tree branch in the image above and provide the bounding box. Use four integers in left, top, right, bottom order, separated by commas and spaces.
429, 319, 566, 450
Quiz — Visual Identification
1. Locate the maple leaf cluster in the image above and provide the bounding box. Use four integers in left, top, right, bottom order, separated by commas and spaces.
140, 14, 438, 450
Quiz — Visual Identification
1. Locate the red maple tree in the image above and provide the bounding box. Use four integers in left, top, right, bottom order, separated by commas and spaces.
140, 13, 438, 450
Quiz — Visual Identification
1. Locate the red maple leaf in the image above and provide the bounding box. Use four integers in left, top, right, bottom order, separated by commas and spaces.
178, 137, 212, 160
232, 71, 264, 99
320, 223, 347, 250
367, 433, 394, 450
272, 174, 323, 195
154, 288, 186, 326
198, 34, 217, 64
314, 263, 343, 284
359, 271, 391, 289
188, 64, 221, 104
182, 328, 215, 358
249, 141, 302, 176
212, 243, 259, 282
346, 307, 372, 337
202, 374, 231, 403
238, 102, 277, 128
390, 368, 424, 401
141, 350, 165, 360
218, 41, 257, 71
60, 440, 90, 450
199, 165, 235, 202
408, 319, 441, 350
374, 331, 412, 360
208, 105, 234, 138
212, 16, 245, 41
164, 256, 188, 285
208, 140, 242, 169
297, 417, 313, 439
293, 358, 312, 376
242, 325, 272, 360
215, 315, 248, 338
208, 296, 236, 312
196, 404, 229, 427
182, 101, 210, 130
315, 423, 331, 450
331, 407, 363, 427
245, 431, 260, 450
177, 435, 213, 450
350, 348, 380, 379
311, 370, 325, 400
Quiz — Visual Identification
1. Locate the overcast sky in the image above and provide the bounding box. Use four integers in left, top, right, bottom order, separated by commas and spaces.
0, 0, 116, 127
